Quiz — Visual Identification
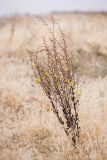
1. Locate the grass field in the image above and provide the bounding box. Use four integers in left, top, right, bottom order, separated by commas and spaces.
0, 12, 107, 160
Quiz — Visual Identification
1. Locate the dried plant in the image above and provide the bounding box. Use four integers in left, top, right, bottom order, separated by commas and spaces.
28, 17, 81, 146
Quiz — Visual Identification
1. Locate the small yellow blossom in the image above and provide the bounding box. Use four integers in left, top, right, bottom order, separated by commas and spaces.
78, 83, 82, 88
45, 71, 49, 77
34, 64, 39, 69
69, 82, 74, 87
65, 79, 71, 83
63, 93, 67, 97
76, 90, 82, 96
35, 78, 41, 84
56, 82, 61, 88
65, 67, 70, 72
46, 107, 53, 112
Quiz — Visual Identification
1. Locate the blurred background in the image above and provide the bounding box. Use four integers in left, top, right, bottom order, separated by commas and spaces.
0, 1, 107, 160
0, 0, 107, 16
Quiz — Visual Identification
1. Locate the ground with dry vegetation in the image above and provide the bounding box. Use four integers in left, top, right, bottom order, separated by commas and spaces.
0, 13, 107, 160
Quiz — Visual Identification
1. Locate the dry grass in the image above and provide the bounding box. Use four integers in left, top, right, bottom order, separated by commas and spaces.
0, 12, 107, 159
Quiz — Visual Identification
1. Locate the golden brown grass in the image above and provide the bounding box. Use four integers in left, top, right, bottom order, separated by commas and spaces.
0, 13, 107, 160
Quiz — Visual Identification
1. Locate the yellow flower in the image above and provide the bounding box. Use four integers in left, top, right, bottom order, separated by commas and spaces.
65, 67, 70, 72
45, 71, 49, 77
69, 82, 74, 87
78, 83, 82, 88
34, 64, 39, 69
76, 90, 82, 96
46, 107, 53, 112
63, 93, 67, 97
65, 79, 71, 83
56, 82, 61, 88
35, 78, 41, 84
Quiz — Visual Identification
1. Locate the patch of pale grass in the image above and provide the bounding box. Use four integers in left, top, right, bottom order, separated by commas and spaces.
0, 88, 22, 112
